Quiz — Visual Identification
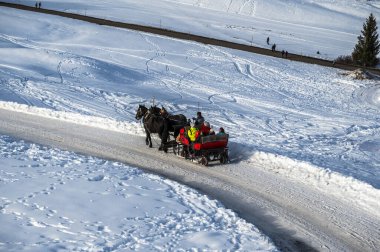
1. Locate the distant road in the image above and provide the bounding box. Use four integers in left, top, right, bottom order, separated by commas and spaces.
1, 1, 380, 75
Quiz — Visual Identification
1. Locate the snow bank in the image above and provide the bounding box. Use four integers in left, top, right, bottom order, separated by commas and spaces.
0, 101, 145, 136
249, 151, 380, 217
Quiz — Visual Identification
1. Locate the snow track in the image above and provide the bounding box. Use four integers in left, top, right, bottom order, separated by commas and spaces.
0, 108, 379, 252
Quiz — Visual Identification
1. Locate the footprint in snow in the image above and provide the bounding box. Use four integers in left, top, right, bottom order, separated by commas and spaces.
97, 225, 111, 233
88, 175, 105, 181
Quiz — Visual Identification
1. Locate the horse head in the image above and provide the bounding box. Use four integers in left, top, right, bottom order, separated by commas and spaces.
135, 105, 148, 120
160, 106, 168, 117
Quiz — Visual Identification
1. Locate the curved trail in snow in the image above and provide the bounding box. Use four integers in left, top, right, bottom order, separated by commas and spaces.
0, 108, 378, 252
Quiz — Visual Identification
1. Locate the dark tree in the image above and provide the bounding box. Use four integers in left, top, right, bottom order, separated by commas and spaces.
352, 13, 380, 67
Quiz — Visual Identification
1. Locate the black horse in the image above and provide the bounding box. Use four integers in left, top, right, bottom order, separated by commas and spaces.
160, 106, 188, 137
135, 105, 169, 150
149, 105, 161, 115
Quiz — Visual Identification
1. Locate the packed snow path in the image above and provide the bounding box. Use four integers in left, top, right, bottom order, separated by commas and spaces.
0, 108, 379, 252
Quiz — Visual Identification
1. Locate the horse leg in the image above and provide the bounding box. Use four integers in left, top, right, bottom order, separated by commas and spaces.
148, 134, 153, 148
158, 134, 165, 151
145, 130, 149, 146
162, 126, 169, 153
174, 127, 179, 138
146, 132, 152, 148
159, 120, 170, 152
159, 140, 168, 152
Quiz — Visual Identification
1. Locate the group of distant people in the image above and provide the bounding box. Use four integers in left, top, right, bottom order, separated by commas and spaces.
281, 50, 288, 58
35, 2, 42, 8
267, 37, 288, 58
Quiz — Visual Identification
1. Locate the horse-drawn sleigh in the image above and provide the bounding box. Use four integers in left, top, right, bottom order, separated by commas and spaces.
135, 105, 229, 166
172, 127, 229, 166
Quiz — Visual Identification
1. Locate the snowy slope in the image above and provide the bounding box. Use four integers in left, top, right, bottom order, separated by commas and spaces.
4, 0, 380, 59
1, 7, 379, 188
0, 2, 380, 251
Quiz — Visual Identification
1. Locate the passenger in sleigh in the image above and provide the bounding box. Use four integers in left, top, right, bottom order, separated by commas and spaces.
189, 121, 215, 143
173, 121, 199, 158
200, 121, 215, 136
176, 121, 199, 145
193, 111, 204, 127
176, 127, 188, 145
217, 127, 225, 135
186, 121, 202, 156
188, 121, 200, 142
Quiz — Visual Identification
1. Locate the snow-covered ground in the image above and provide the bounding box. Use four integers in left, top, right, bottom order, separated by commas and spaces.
5, 0, 380, 60
0, 0, 380, 250
0, 135, 276, 251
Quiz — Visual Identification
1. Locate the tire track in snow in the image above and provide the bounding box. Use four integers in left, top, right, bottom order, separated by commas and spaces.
238, 0, 247, 14
0, 74, 34, 106
139, 32, 167, 74
186, 50, 274, 133
210, 46, 318, 136
180, 45, 246, 127
368, 2, 380, 10
0, 33, 143, 117
244, 63, 301, 135
227, 0, 233, 13
208, 92, 237, 104
138, 33, 225, 112
204, 39, 347, 120
176, 62, 213, 90
245, 0, 256, 16
215, 45, 297, 104
353, 83, 380, 110
138, 32, 185, 104
207, 91, 239, 126
57, 61, 64, 84
230, 60, 288, 134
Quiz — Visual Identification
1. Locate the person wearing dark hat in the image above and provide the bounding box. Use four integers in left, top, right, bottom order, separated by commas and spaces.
217, 127, 225, 135
193, 111, 204, 126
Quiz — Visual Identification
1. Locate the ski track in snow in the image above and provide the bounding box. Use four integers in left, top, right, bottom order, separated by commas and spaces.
0, 34, 149, 119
